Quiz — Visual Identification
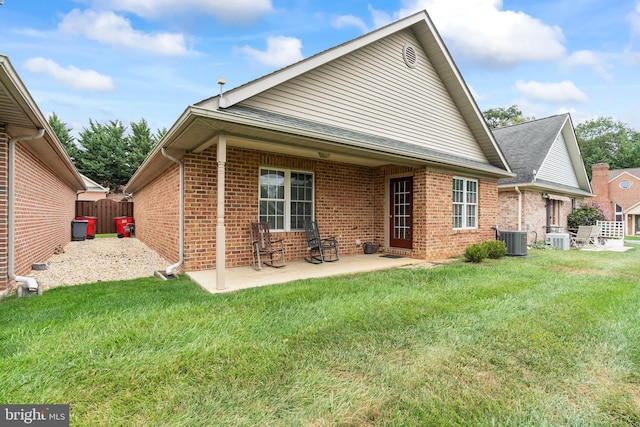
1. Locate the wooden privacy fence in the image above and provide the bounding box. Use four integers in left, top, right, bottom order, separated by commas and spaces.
76, 199, 134, 234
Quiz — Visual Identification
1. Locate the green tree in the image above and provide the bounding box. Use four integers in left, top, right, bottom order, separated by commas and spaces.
482, 105, 534, 129
48, 112, 79, 163
575, 117, 640, 178
128, 118, 157, 178
154, 127, 167, 142
76, 119, 128, 190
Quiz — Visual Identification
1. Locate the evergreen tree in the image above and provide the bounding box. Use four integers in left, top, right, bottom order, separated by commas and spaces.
48, 112, 79, 163
76, 119, 128, 190
128, 118, 156, 178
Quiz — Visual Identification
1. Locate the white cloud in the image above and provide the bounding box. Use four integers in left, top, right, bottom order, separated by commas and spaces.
332, 15, 369, 33
59, 9, 188, 56
368, 5, 393, 28
626, 2, 640, 62
515, 80, 588, 104
374, 0, 566, 67
24, 57, 115, 91
106, 0, 272, 23
561, 50, 613, 81
238, 36, 304, 68
629, 1, 640, 36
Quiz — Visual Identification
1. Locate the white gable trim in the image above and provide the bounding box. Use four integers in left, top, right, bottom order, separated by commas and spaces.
220, 12, 427, 108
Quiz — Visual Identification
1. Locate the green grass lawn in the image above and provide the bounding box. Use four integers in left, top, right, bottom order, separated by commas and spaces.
1, 248, 640, 426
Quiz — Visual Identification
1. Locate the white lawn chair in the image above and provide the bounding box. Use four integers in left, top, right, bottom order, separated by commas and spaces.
589, 225, 602, 246
570, 226, 593, 248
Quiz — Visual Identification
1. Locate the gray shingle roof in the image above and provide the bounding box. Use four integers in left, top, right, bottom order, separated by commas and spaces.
492, 114, 568, 185
224, 104, 510, 176
610, 168, 640, 180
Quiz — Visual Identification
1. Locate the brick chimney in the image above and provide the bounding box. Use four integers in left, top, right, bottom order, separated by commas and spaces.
591, 163, 613, 219
591, 163, 610, 202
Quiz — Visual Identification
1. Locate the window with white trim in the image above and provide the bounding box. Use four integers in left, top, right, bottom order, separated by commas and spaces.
615, 204, 623, 222
259, 168, 314, 231
453, 177, 478, 229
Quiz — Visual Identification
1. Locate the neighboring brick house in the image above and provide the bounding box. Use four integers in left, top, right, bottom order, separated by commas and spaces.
125, 11, 513, 290
493, 114, 593, 243
591, 163, 640, 235
0, 55, 86, 296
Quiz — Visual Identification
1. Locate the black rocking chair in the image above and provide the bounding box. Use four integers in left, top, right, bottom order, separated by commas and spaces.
250, 222, 286, 270
304, 220, 339, 264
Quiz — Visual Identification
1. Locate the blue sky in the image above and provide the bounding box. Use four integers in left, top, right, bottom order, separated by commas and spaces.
2, 0, 640, 137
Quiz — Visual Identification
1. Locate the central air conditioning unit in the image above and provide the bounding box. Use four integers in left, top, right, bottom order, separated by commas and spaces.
546, 233, 570, 250
499, 231, 528, 256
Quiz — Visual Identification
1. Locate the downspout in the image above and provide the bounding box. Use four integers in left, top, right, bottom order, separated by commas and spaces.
161, 148, 184, 276
514, 186, 522, 231
8, 128, 45, 292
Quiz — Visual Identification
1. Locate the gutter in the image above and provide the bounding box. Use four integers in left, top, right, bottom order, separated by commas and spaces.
514, 186, 522, 231
8, 128, 45, 292
161, 148, 184, 277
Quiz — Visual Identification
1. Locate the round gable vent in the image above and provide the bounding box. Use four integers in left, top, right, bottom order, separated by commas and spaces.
403, 44, 417, 68
620, 180, 632, 189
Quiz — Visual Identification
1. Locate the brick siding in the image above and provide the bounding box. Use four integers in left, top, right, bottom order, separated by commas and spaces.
132, 146, 500, 271
0, 129, 77, 294
499, 189, 583, 243
132, 164, 180, 268
0, 128, 8, 293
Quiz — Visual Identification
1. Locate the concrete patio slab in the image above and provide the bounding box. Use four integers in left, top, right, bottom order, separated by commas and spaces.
187, 254, 440, 293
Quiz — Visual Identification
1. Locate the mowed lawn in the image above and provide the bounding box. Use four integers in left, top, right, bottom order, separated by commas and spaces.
1, 247, 640, 426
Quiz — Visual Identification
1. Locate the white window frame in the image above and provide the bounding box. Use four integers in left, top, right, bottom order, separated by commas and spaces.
453, 177, 478, 230
615, 204, 623, 222
258, 167, 314, 231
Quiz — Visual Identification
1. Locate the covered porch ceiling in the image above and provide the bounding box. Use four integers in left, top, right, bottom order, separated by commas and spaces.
177, 116, 424, 168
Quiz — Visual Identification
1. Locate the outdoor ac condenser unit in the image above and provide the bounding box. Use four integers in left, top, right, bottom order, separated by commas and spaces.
499, 231, 528, 256
546, 233, 570, 250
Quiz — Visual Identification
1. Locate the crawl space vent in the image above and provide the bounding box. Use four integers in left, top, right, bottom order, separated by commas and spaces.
403, 44, 417, 68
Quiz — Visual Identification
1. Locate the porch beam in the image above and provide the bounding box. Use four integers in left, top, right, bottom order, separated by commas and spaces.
216, 134, 227, 290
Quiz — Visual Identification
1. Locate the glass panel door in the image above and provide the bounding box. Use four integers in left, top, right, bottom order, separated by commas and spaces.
389, 177, 413, 249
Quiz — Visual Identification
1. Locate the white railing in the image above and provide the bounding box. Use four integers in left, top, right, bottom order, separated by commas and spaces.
597, 221, 624, 240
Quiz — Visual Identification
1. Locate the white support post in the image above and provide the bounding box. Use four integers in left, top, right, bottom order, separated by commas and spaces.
216, 134, 227, 290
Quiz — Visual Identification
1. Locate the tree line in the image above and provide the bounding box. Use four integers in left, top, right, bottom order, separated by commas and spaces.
483, 105, 640, 178
49, 113, 166, 191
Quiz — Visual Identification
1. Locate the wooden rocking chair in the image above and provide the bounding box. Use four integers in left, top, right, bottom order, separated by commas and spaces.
250, 222, 285, 270
304, 220, 339, 264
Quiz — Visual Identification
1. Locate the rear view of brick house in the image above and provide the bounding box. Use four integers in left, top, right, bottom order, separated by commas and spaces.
493, 114, 593, 243
591, 163, 640, 235
125, 11, 514, 290
0, 55, 86, 297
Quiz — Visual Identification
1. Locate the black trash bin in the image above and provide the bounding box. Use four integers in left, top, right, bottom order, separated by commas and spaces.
71, 219, 88, 241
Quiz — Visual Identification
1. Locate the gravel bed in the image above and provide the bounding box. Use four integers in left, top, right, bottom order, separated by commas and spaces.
30, 237, 170, 290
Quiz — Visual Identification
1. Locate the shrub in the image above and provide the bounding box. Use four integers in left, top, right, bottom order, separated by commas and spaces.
464, 243, 488, 263
567, 202, 606, 229
483, 240, 507, 259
